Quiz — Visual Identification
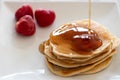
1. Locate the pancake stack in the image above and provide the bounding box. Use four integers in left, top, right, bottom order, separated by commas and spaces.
39, 20, 120, 76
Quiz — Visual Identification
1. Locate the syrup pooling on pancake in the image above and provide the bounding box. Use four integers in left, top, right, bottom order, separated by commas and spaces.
50, 26, 102, 52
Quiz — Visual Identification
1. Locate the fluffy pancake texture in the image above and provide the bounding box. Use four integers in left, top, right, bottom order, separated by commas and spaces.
39, 19, 120, 76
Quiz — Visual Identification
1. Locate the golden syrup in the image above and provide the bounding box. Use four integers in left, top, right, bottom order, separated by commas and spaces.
50, 27, 102, 52
88, 0, 91, 29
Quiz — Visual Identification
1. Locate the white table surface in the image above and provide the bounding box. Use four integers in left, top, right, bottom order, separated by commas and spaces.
0, 0, 120, 2
1, 0, 120, 7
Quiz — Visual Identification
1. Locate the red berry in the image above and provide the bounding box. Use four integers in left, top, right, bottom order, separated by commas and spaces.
35, 8, 56, 27
15, 15, 36, 36
15, 4, 33, 21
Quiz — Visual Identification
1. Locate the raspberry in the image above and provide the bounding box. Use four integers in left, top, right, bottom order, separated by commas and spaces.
15, 4, 33, 21
35, 8, 56, 27
15, 15, 36, 36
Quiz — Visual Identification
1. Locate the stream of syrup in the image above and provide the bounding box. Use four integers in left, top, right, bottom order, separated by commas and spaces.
88, 0, 91, 29
50, 0, 102, 53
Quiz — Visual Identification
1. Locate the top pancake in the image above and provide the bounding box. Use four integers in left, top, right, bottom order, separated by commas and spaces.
48, 20, 120, 58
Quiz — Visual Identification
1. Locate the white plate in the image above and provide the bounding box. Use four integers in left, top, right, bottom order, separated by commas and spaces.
0, 1, 120, 80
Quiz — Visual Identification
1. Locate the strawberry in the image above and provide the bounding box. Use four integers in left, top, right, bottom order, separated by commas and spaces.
15, 4, 33, 21
35, 8, 56, 27
15, 15, 36, 36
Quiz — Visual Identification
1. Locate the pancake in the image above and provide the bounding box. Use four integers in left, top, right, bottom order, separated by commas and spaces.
50, 40, 112, 59
46, 49, 116, 68
50, 20, 120, 58
41, 39, 112, 63
81, 57, 112, 74
42, 39, 112, 62
46, 56, 112, 77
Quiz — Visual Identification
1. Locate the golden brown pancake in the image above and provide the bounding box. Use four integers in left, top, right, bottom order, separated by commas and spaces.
81, 57, 112, 74
46, 56, 112, 77
41, 39, 112, 63
50, 20, 120, 59
47, 50, 116, 68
